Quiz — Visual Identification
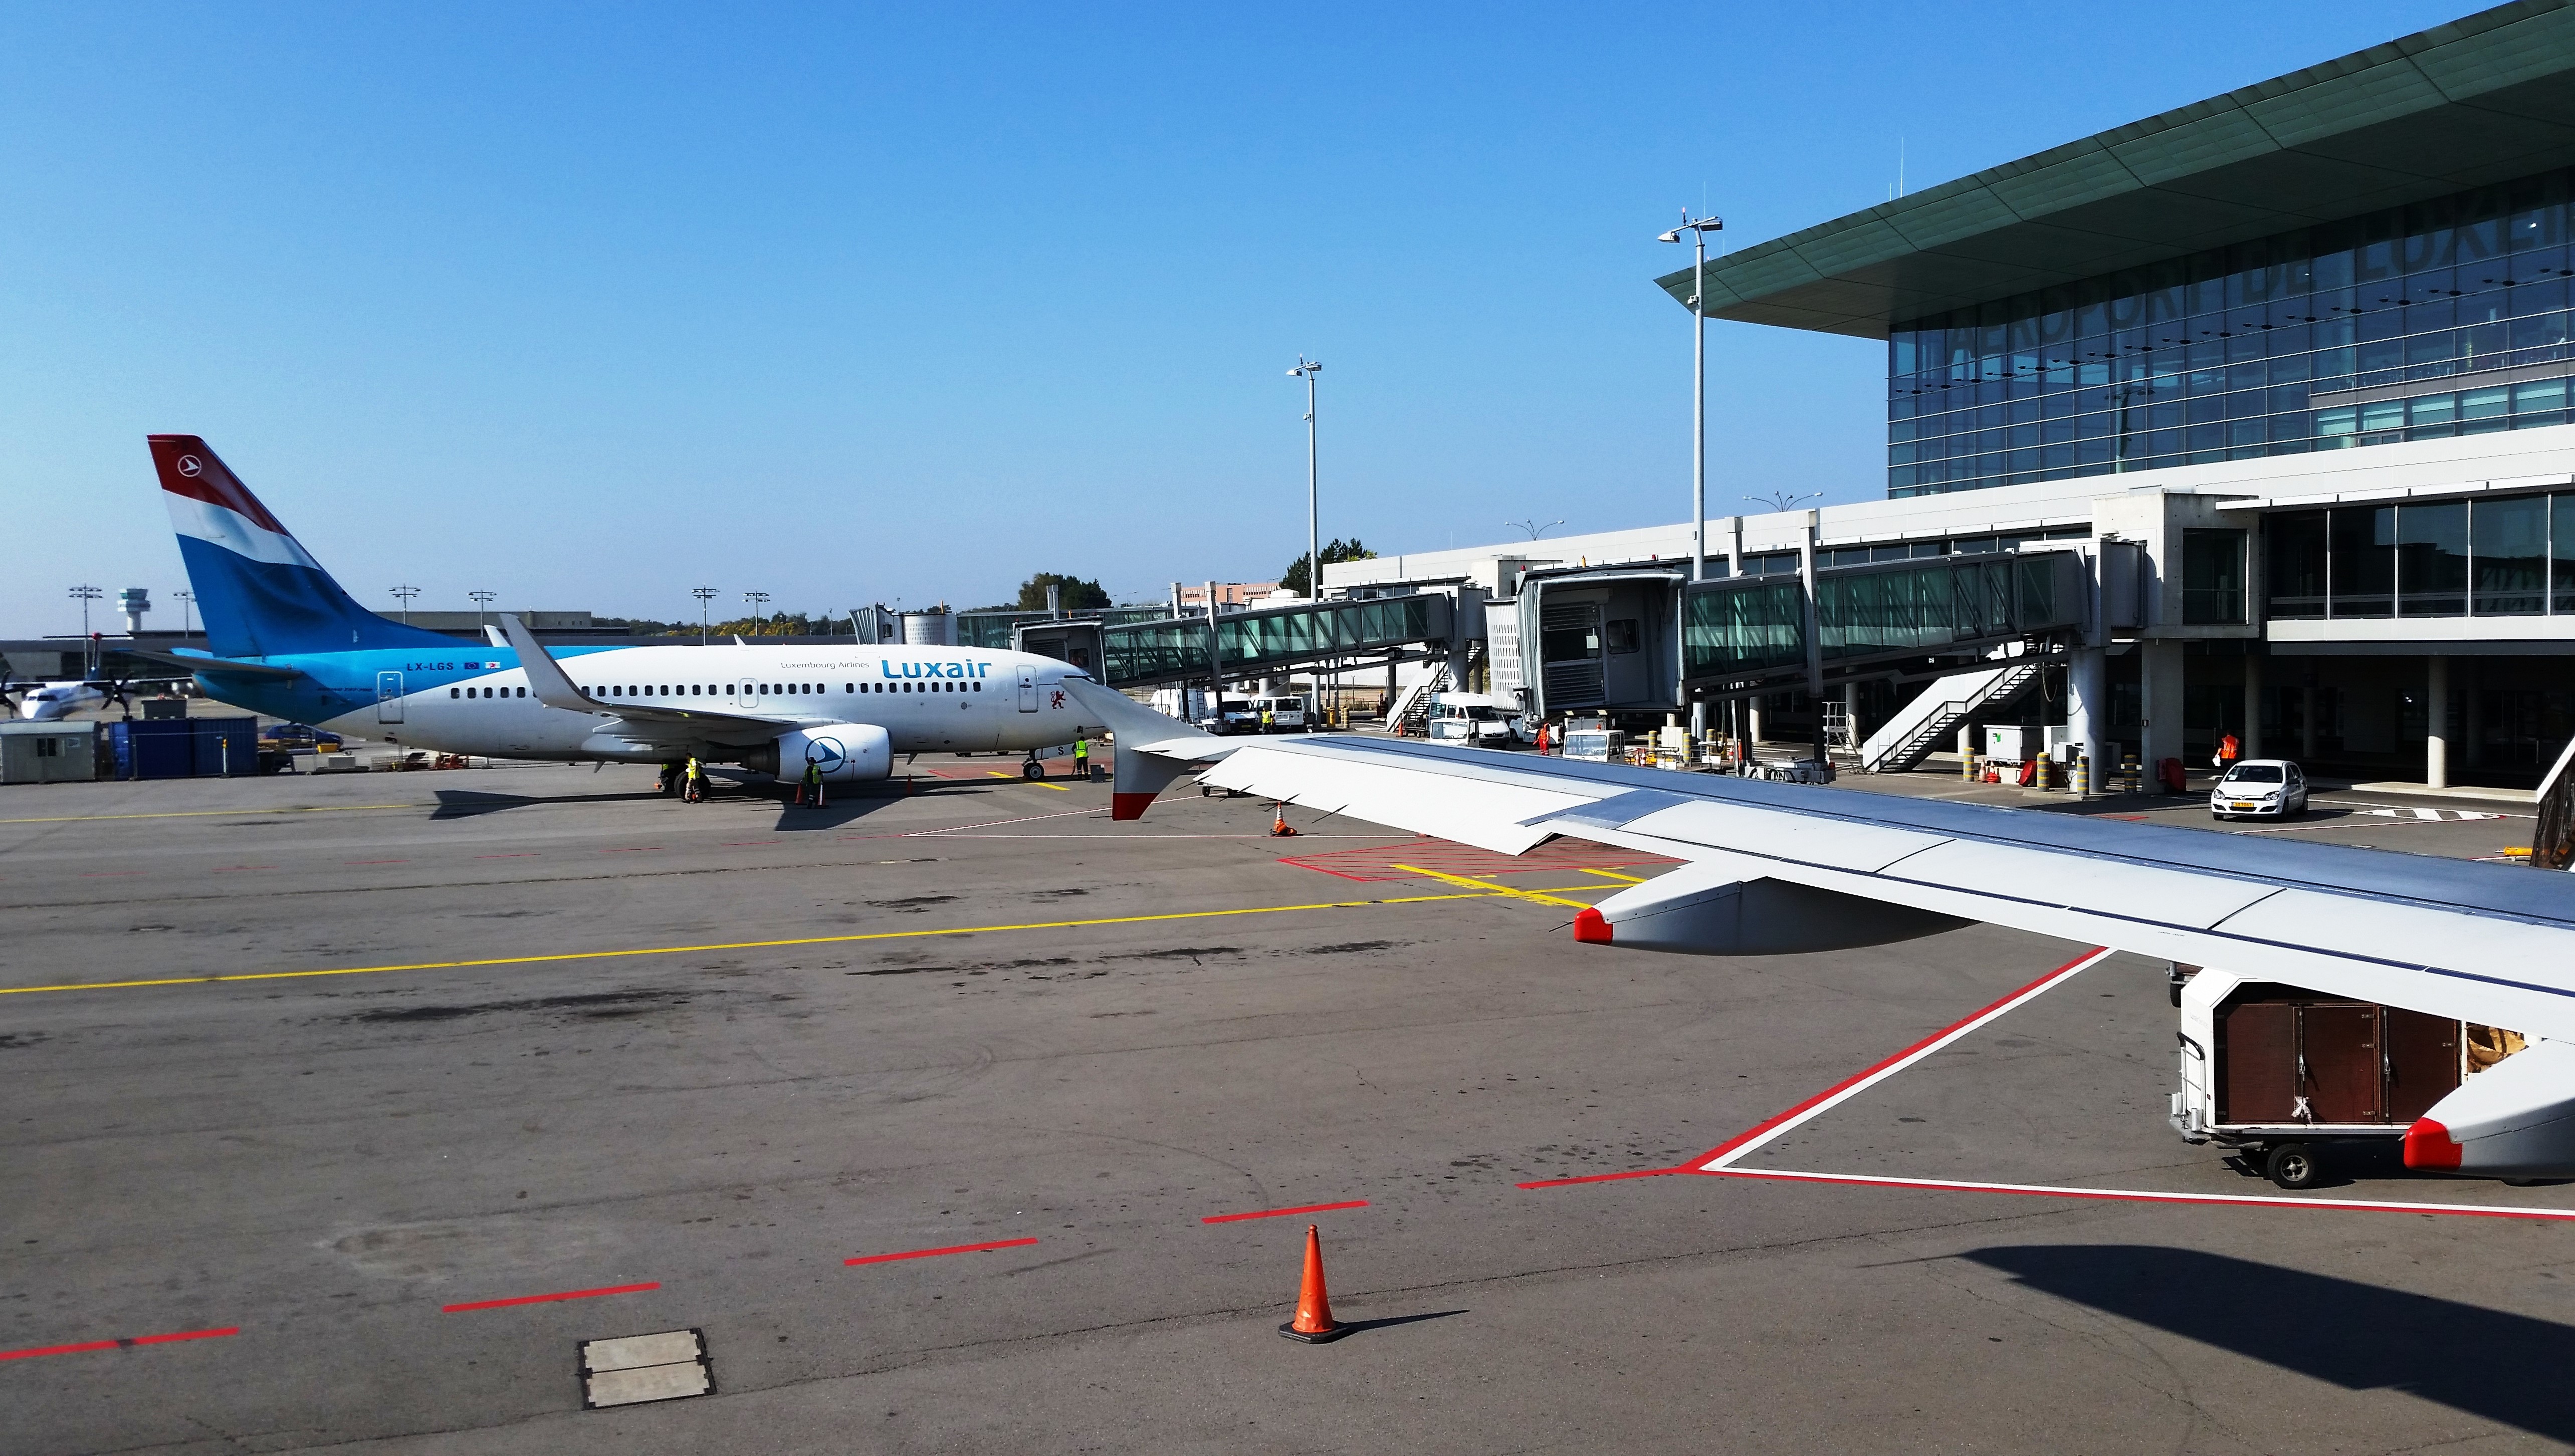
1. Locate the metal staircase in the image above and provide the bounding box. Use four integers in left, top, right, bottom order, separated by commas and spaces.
1857, 658, 2043, 774
1390, 657, 1455, 735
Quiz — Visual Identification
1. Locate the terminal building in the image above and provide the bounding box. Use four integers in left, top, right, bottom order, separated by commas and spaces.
1326, 0, 2575, 791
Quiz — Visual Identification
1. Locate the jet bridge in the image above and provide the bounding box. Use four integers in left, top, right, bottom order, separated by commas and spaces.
1016, 591, 1457, 691
1516, 549, 2086, 719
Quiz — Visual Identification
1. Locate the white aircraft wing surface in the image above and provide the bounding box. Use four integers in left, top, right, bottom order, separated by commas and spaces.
1191, 735, 2575, 1044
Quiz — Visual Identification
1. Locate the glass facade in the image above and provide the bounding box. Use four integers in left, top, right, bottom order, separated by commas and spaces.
1887, 169, 2575, 497
2263, 489, 2575, 620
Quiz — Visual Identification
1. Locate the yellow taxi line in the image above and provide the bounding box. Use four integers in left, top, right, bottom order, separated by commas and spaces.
0, 804, 416, 826
0, 883, 1617, 997
1389, 863, 1595, 909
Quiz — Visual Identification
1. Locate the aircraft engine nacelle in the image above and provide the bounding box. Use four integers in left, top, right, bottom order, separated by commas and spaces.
743, 723, 893, 783
2404, 1038, 2575, 1177
1571, 860, 1968, 956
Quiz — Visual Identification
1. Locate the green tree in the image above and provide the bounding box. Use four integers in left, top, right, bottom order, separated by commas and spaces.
1014, 573, 1111, 612
1280, 538, 1377, 597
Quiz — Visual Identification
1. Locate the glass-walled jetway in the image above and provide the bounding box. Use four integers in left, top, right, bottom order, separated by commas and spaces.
1016, 592, 1454, 690
1518, 550, 2087, 719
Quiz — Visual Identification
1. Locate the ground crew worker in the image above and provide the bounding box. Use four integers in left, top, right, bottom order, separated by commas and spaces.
1260, 707, 1273, 733
682, 756, 706, 803
1073, 736, 1090, 779
2216, 731, 2241, 771
1534, 720, 1551, 756
798, 758, 825, 808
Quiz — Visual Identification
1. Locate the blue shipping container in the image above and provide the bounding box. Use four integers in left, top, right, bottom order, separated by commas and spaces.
192, 717, 257, 776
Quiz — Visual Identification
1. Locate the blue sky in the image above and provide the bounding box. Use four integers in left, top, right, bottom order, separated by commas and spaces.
0, 2, 2474, 634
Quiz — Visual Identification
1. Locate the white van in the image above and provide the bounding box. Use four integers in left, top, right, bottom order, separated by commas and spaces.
1427, 693, 1520, 747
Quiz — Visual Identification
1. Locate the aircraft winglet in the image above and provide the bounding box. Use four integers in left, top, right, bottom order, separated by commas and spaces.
1058, 677, 1230, 820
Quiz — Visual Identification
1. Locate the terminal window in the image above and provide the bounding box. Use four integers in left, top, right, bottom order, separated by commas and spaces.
1886, 167, 2575, 497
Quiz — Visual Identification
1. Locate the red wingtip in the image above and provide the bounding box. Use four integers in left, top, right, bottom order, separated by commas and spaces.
1572, 907, 1612, 944
1110, 792, 1156, 821
2403, 1118, 2462, 1170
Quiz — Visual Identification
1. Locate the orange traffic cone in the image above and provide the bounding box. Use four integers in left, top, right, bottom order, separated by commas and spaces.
1269, 802, 1299, 837
1278, 1224, 1346, 1343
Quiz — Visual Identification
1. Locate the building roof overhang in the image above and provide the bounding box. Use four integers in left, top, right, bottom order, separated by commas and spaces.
1659, 1, 2575, 340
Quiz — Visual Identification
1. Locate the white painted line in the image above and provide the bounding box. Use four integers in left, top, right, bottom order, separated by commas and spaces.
1703, 1166, 2575, 1223
1701, 948, 2113, 1171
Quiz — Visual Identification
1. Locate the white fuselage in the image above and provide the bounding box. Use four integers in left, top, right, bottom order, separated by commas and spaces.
314, 643, 1097, 768
15, 682, 104, 721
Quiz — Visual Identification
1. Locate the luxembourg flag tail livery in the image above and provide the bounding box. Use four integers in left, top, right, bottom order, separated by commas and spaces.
150, 435, 454, 659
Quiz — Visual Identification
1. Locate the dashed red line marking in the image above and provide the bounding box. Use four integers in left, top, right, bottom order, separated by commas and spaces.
845, 1237, 1038, 1266
718, 842, 777, 847
0, 1326, 238, 1361
1201, 1199, 1369, 1224
210, 866, 275, 872
441, 1281, 659, 1313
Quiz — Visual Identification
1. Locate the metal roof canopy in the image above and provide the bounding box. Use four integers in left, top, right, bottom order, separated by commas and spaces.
1660, 1, 2575, 339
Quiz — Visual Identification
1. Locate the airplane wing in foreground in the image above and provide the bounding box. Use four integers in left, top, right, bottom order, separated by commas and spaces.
1118, 732, 2575, 1177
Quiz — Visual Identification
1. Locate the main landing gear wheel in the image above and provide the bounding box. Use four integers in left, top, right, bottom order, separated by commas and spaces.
1022, 758, 1045, 780
2265, 1142, 2324, 1190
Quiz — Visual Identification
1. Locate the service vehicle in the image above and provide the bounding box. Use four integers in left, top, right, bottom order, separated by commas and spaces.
1426, 693, 1519, 747
2168, 961, 2520, 1189
2209, 758, 2309, 819
259, 721, 344, 753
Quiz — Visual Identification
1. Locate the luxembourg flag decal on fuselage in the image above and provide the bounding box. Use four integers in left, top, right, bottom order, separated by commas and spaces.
149, 434, 457, 659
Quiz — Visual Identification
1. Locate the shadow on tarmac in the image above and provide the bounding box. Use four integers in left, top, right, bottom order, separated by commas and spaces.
428, 790, 666, 820
765, 780, 1001, 832
1329, 1309, 1469, 1338
1964, 1245, 2575, 1441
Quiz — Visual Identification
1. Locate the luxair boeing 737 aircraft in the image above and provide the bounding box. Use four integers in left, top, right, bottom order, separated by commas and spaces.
145, 434, 1114, 786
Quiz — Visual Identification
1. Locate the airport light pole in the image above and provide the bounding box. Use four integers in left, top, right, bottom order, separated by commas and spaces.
174, 590, 194, 639
742, 591, 770, 634
693, 587, 718, 646
1289, 358, 1322, 601
1660, 212, 1721, 743
391, 585, 419, 624
70, 584, 101, 638
1507, 518, 1563, 541
469, 590, 495, 638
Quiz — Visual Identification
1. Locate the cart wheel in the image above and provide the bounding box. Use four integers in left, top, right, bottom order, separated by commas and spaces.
2265, 1142, 2323, 1190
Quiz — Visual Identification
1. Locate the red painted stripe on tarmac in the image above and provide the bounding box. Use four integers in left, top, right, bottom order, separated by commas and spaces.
1201, 1199, 1369, 1224
1698, 1167, 2575, 1222
845, 1237, 1038, 1266
0, 1326, 237, 1361
441, 1281, 659, 1313
1515, 1168, 1681, 1190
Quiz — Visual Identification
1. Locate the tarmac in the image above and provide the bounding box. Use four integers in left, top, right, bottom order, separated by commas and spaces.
3, 746, 2571, 1454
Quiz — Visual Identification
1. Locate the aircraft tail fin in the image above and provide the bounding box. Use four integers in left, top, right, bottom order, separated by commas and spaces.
149, 435, 455, 658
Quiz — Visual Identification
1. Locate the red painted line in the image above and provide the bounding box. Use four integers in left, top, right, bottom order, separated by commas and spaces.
1698, 1167, 2575, 1223
1275, 859, 1375, 881
845, 1237, 1038, 1266
1515, 1168, 1681, 1190
441, 1281, 659, 1313
718, 842, 777, 847
1201, 1199, 1369, 1224
0, 1326, 238, 1361
473, 852, 540, 859
1687, 947, 2108, 1170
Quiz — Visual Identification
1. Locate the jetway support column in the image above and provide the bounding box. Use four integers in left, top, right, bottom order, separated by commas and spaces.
2139, 641, 2184, 791
2428, 654, 2451, 790
2066, 646, 2105, 794
2243, 653, 2264, 761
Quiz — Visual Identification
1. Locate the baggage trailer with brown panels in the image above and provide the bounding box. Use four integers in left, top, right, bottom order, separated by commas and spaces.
2168, 963, 2487, 1189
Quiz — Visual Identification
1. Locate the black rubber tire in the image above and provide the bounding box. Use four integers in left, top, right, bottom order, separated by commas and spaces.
2265, 1142, 2324, 1190
1022, 760, 1044, 780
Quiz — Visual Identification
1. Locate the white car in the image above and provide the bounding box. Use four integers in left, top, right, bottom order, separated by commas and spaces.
2210, 759, 2309, 820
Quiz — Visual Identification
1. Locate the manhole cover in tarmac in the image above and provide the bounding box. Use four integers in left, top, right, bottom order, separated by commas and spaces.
579, 1328, 714, 1409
